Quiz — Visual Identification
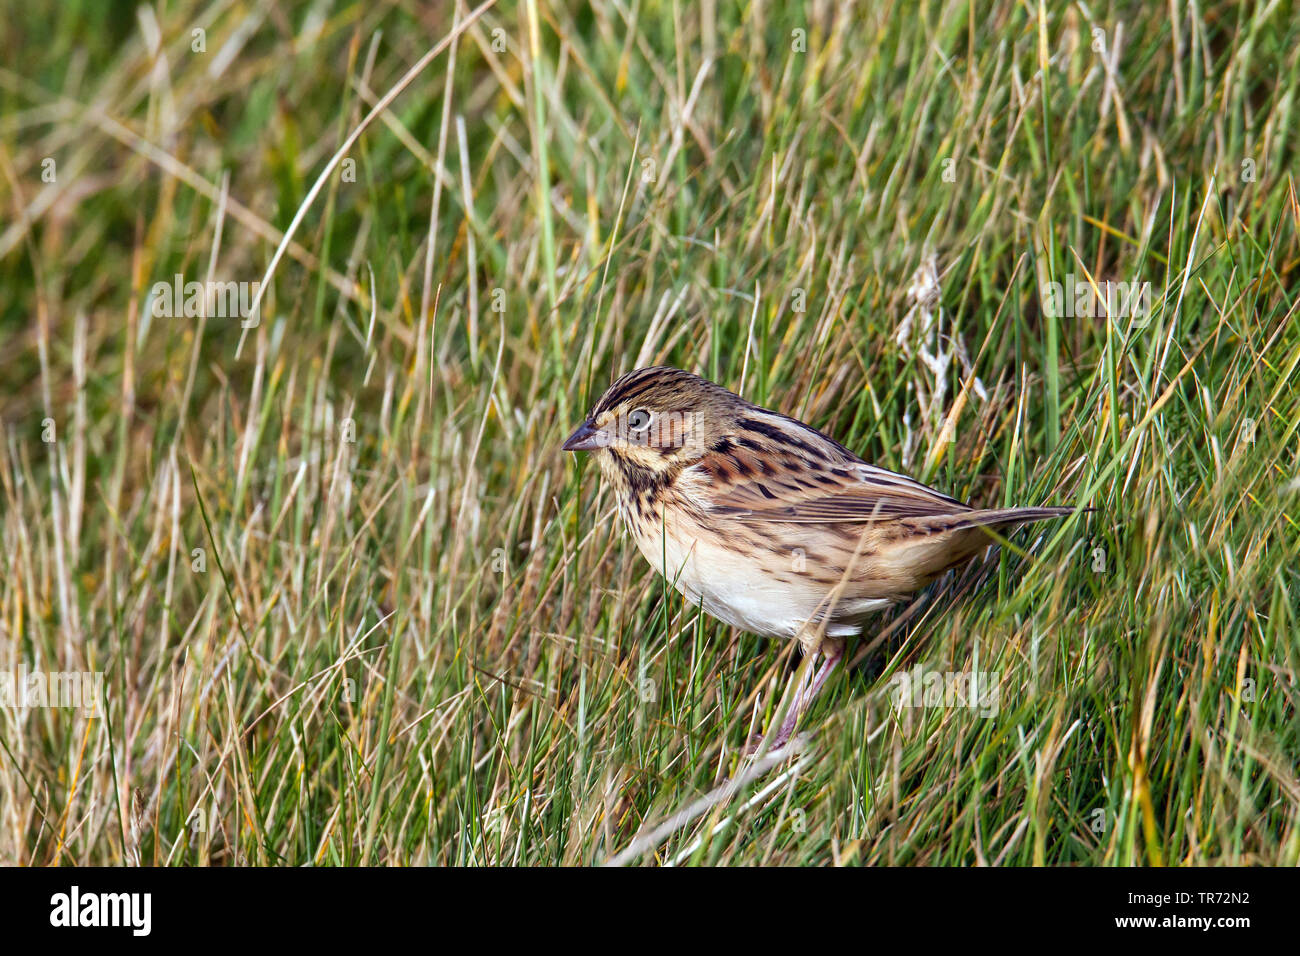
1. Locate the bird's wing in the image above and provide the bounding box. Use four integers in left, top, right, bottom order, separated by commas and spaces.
686, 431, 970, 523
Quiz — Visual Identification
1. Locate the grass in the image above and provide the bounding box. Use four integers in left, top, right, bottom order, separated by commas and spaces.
0, 0, 1297, 866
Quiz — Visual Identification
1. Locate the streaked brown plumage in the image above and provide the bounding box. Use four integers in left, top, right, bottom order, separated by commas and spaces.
563, 366, 1076, 749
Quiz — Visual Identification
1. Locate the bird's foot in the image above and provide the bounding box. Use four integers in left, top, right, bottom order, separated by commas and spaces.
742, 710, 803, 756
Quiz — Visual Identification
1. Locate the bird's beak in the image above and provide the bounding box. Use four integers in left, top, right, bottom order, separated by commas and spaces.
562, 420, 607, 452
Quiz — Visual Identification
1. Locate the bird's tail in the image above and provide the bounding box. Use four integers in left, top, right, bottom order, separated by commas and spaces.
945, 506, 1079, 533
893, 505, 1086, 587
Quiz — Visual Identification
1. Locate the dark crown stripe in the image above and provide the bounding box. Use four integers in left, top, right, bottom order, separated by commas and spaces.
595, 367, 686, 415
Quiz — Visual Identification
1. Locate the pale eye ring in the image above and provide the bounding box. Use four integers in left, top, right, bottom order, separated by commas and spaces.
627, 408, 652, 432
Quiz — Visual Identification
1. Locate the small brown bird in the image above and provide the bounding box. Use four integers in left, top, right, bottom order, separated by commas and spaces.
563, 366, 1076, 750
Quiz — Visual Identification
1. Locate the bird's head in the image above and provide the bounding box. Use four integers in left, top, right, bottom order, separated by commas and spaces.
562, 366, 743, 476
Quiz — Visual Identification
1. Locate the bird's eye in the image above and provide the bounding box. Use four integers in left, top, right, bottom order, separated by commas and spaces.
627, 408, 652, 431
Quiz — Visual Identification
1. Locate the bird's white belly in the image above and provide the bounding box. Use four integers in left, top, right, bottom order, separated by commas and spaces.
632, 528, 889, 640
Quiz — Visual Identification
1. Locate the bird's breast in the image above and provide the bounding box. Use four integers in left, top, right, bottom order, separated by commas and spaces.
623, 493, 889, 641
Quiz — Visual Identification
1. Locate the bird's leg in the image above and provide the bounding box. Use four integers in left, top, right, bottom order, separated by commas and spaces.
751, 639, 844, 753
